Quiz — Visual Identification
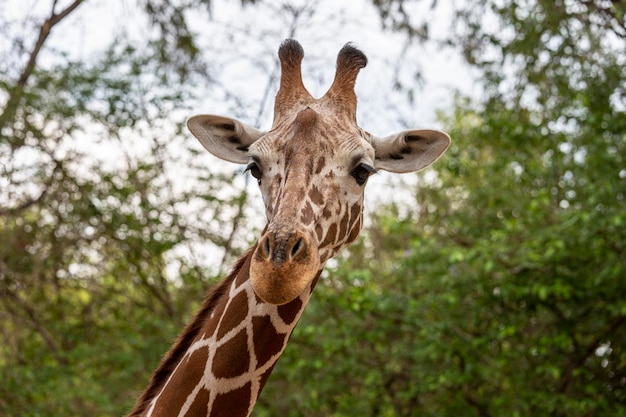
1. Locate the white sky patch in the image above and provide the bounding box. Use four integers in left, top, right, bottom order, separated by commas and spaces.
2, 0, 475, 274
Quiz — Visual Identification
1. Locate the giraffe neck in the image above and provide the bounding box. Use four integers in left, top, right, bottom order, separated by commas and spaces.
127, 245, 323, 417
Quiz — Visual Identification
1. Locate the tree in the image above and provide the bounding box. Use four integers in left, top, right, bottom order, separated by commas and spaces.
0, 1, 253, 415
6, 0, 622, 415
255, 1, 626, 416
1, 1, 437, 415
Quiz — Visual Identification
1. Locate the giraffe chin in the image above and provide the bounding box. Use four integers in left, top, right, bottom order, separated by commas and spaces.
249, 251, 320, 306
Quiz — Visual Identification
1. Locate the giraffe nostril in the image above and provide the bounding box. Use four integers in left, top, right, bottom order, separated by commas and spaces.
258, 231, 309, 264
260, 235, 272, 260
290, 237, 304, 260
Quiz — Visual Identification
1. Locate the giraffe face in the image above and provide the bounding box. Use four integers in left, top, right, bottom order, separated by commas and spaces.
188, 40, 451, 305
250, 107, 374, 259
244, 105, 375, 303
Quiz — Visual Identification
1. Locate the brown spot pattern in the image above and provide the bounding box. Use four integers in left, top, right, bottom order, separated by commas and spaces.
338, 210, 349, 238
308, 185, 324, 206
212, 329, 250, 378
321, 223, 338, 248
347, 216, 361, 243
349, 203, 361, 225
183, 388, 210, 417
315, 156, 326, 174
217, 291, 249, 340
235, 260, 251, 288
277, 296, 303, 325
252, 315, 286, 369
209, 382, 252, 417
300, 201, 314, 225
152, 347, 209, 415
205, 298, 228, 340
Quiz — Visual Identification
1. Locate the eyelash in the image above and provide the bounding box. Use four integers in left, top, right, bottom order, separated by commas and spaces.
245, 162, 263, 184
351, 163, 376, 186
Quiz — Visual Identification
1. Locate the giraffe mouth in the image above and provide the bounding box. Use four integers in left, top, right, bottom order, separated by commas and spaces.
249, 228, 321, 305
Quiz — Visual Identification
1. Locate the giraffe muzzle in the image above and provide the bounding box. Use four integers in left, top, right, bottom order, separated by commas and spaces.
250, 228, 320, 305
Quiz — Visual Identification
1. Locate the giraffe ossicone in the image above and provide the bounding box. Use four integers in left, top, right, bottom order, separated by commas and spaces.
127, 39, 450, 417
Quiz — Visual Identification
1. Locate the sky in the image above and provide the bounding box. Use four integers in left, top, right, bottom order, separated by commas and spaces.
5, 0, 476, 127
2, 0, 477, 271
20, 0, 474, 174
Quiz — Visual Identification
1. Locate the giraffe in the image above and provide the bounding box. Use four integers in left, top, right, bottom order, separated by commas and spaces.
126, 39, 450, 417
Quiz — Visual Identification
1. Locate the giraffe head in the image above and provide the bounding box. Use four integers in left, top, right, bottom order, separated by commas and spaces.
188, 40, 450, 305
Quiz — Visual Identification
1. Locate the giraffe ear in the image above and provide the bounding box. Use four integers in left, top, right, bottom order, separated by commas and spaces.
371, 129, 451, 173
188, 115, 265, 164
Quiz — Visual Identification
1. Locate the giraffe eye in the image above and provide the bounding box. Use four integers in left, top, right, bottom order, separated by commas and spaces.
245, 162, 263, 184
351, 163, 376, 186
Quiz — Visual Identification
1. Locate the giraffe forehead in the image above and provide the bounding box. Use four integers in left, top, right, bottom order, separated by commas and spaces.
252, 115, 374, 171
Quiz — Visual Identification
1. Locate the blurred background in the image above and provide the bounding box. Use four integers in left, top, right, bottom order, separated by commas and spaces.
1, 0, 624, 416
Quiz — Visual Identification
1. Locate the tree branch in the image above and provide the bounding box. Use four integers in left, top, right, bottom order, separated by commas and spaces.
0, 289, 68, 366
0, 188, 48, 216
558, 314, 626, 393
16, 0, 85, 89
0, 158, 60, 216
0, 0, 86, 133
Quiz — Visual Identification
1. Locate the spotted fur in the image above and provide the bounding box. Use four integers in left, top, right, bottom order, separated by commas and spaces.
127, 39, 450, 417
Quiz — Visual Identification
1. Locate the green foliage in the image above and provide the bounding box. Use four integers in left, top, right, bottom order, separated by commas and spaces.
256, 1, 626, 416
1, 1, 625, 416
0, 1, 251, 415
259, 107, 625, 414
